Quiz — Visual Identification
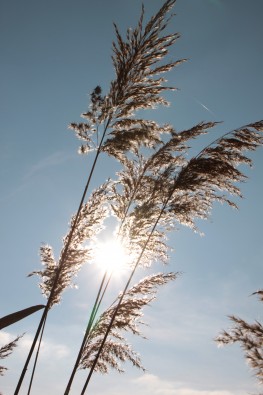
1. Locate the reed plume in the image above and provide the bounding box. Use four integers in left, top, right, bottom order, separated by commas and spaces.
79, 273, 177, 374
29, 183, 109, 307
80, 119, 262, 392
216, 291, 263, 391
0, 335, 23, 376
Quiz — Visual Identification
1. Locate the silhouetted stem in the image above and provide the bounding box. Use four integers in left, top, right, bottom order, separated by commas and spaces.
81, 123, 243, 391
14, 308, 48, 395
64, 271, 108, 394
64, 269, 113, 394
27, 314, 47, 395
80, 185, 175, 394
94, 272, 113, 317
66, 159, 159, 392
14, 118, 111, 394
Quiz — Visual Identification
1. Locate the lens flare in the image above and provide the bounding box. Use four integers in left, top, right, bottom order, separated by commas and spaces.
94, 239, 130, 274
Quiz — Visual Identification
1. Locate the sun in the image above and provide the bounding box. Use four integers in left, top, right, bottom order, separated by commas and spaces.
94, 239, 131, 274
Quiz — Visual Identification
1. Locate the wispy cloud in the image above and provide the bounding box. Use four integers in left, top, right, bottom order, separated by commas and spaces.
23, 151, 73, 181
0, 151, 74, 204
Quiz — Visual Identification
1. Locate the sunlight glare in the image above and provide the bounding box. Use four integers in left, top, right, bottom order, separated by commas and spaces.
94, 239, 130, 274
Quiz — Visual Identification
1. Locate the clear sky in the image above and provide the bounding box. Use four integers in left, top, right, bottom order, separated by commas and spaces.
0, 0, 263, 394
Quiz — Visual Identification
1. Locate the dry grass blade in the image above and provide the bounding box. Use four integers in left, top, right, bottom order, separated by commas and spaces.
102, 0, 185, 159
165, 120, 263, 231
71, 1, 185, 160
0, 305, 45, 330
29, 183, 110, 307
125, 272, 178, 297
79, 272, 177, 374
109, 119, 263, 267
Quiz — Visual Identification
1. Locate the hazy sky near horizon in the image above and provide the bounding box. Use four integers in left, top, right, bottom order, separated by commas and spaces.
0, 0, 263, 394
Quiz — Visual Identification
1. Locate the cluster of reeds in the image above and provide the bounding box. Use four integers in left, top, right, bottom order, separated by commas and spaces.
1, 0, 262, 393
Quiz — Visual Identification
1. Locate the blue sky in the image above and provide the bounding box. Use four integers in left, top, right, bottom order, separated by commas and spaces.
0, 0, 263, 394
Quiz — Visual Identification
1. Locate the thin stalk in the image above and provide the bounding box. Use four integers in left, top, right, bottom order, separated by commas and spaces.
65, 163, 157, 392
27, 315, 47, 395
14, 117, 111, 395
64, 270, 113, 394
80, 186, 175, 394
94, 272, 113, 317
14, 306, 48, 394
64, 271, 108, 394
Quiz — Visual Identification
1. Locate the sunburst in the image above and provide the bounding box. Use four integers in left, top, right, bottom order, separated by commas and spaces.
94, 239, 131, 274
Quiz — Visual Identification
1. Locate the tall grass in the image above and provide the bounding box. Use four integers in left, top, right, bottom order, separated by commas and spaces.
1, 0, 262, 393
